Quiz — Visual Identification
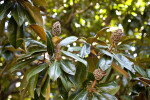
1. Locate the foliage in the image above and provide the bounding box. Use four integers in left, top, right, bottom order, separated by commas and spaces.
0, 0, 150, 100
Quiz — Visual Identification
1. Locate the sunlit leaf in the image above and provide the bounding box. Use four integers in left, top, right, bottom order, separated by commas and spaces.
48, 61, 61, 81
113, 53, 135, 73
60, 60, 76, 75
98, 81, 120, 95
80, 43, 91, 58
61, 50, 87, 66
29, 24, 46, 41
60, 36, 78, 46
97, 55, 113, 71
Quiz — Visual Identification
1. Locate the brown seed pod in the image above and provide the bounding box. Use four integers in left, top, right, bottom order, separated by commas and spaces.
93, 69, 106, 80
111, 29, 123, 44
52, 21, 61, 36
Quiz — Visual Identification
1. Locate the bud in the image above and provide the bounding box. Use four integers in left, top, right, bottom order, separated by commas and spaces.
93, 69, 106, 80
52, 21, 61, 36
111, 29, 123, 44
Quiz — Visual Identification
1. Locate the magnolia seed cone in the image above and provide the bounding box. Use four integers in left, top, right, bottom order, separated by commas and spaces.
52, 21, 61, 36
93, 69, 105, 80
111, 29, 123, 44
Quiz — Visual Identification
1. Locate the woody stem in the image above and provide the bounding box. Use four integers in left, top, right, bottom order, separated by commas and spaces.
89, 80, 97, 91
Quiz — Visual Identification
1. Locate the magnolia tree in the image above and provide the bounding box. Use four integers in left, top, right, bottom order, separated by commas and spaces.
0, 0, 150, 100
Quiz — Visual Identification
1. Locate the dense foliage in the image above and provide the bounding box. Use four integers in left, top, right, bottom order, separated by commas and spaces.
0, 0, 150, 100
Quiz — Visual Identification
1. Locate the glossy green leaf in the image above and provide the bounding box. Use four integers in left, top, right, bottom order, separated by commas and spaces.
98, 81, 120, 95
60, 60, 76, 75
99, 49, 113, 57
94, 93, 117, 100
46, 31, 54, 56
92, 93, 106, 100
48, 61, 61, 81
134, 65, 147, 78
57, 78, 68, 100
10, 57, 37, 72
61, 50, 87, 66
69, 90, 88, 100
24, 38, 46, 48
97, 55, 113, 71
113, 54, 135, 73
26, 63, 48, 81
12, 2, 25, 26
28, 74, 38, 98
68, 47, 81, 52
8, 17, 24, 48
60, 36, 78, 46
80, 43, 91, 58
0, 2, 11, 20
75, 62, 88, 88
41, 75, 50, 97
96, 45, 108, 49
17, 49, 46, 60
60, 72, 72, 91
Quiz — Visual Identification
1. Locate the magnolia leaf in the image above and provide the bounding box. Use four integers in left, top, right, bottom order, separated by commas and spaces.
48, 61, 61, 81
60, 60, 76, 75
69, 90, 88, 100
24, 1, 43, 25
26, 63, 48, 81
61, 50, 87, 66
60, 36, 78, 46
111, 62, 129, 79
41, 76, 50, 97
57, 78, 69, 100
75, 62, 88, 88
60, 72, 72, 91
46, 31, 54, 56
134, 65, 147, 78
8, 17, 24, 48
28, 74, 38, 98
98, 81, 120, 95
97, 55, 113, 71
114, 54, 135, 73
0, 2, 11, 20
80, 43, 91, 58
10, 57, 37, 72
12, 2, 25, 26
29, 24, 46, 41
